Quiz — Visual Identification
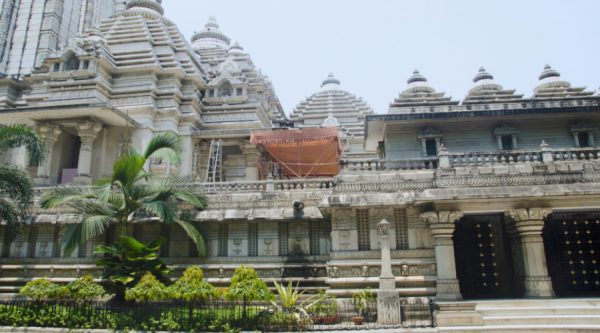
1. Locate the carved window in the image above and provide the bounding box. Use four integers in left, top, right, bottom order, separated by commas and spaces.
425, 139, 438, 156
501, 135, 514, 150
236, 87, 243, 96
278, 222, 289, 256
578, 132, 591, 148
52, 63, 60, 72
218, 223, 228, 256
571, 122, 596, 148
248, 222, 258, 257
356, 209, 370, 251
64, 54, 80, 71
309, 222, 320, 255
82, 60, 89, 70
208, 89, 214, 97
218, 82, 233, 97
394, 209, 409, 250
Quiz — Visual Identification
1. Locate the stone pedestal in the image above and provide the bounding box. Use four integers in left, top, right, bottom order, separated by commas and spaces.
506, 208, 555, 298
421, 211, 464, 301
376, 219, 402, 325
35, 124, 62, 186
435, 302, 483, 327
74, 121, 103, 184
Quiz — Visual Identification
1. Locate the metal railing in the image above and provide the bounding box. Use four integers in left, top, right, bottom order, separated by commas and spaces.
0, 298, 434, 331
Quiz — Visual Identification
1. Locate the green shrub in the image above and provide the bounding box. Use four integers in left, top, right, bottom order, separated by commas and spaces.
224, 265, 273, 302
19, 278, 66, 300
64, 275, 106, 301
167, 266, 218, 301
125, 272, 167, 302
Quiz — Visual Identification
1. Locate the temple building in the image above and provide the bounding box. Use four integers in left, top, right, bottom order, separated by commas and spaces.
1, 0, 600, 330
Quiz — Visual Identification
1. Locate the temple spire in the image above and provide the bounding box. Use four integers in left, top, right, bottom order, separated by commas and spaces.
126, 0, 164, 15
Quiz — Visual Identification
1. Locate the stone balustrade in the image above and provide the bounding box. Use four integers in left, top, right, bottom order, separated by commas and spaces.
194, 178, 335, 194
340, 157, 438, 172
448, 150, 542, 166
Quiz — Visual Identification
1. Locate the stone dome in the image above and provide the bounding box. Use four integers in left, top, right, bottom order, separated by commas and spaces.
191, 17, 231, 50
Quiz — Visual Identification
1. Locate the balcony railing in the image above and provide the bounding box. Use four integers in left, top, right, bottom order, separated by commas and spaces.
340, 157, 438, 172
195, 178, 336, 194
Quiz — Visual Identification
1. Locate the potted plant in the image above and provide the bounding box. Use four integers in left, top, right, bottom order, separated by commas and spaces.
352, 288, 375, 325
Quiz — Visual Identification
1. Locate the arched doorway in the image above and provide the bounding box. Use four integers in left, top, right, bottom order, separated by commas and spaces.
544, 211, 600, 297
454, 214, 523, 299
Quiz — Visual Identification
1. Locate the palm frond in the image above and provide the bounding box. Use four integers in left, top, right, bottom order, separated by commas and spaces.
61, 215, 112, 257
0, 198, 23, 242
143, 132, 181, 165
112, 150, 145, 189
140, 200, 177, 224
0, 164, 33, 210
175, 219, 206, 256
40, 186, 94, 209
0, 124, 47, 166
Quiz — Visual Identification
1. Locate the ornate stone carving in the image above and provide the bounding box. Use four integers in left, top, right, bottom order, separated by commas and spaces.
420, 211, 464, 225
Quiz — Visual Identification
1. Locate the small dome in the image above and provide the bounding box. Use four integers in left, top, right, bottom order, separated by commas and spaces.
473, 67, 494, 82
321, 113, 340, 127
534, 64, 571, 93
403, 69, 435, 94
126, 0, 164, 15
228, 41, 244, 54
407, 69, 427, 84
321, 73, 341, 90
191, 17, 231, 49
538, 64, 560, 80
469, 67, 503, 93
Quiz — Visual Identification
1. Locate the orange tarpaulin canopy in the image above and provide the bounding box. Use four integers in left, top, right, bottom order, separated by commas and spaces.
250, 127, 341, 177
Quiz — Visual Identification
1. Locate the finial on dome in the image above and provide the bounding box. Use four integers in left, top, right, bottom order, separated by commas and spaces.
206, 16, 219, 29
126, 0, 164, 15
473, 67, 494, 82
228, 41, 244, 53
539, 64, 560, 80
321, 73, 341, 87
407, 69, 427, 84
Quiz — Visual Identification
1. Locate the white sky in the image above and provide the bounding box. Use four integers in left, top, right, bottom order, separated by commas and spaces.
162, 0, 600, 115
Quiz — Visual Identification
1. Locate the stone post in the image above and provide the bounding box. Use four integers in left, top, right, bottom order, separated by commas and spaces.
421, 211, 464, 300
75, 121, 103, 184
35, 124, 62, 185
377, 219, 401, 325
540, 140, 554, 163
505, 208, 555, 298
438, 144, 450, 169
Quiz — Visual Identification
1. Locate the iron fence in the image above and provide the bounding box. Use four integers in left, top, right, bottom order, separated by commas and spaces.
0, 298, 434, 331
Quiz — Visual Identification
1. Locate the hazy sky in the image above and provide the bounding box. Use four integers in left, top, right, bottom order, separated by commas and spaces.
162, 0, 600, 115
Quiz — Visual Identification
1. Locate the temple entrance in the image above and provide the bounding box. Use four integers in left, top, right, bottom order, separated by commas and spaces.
544, 212, 600, 297
454, 214, 522, 299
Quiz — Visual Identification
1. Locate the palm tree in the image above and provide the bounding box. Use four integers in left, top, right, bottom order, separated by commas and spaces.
40, 132, 206, 257
0, 124, 46, 247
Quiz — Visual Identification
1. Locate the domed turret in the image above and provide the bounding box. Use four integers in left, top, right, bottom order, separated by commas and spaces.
321, 73, 342, 91
191, 17, 231, 50
126, 0, 164, 15
290, 73, 374, 152
533, 65, 593, 98
389, 70, 458, 113
463, 67, 523, 104
228, 41, 245, 55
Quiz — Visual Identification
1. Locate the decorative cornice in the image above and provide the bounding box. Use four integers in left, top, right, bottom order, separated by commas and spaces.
505, 208, 552, 222
419, 211, 464, 225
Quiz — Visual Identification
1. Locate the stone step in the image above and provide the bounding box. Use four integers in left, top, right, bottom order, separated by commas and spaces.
478, 306, 600, 316
482, 314, 600, 326
439, 324, 600, 333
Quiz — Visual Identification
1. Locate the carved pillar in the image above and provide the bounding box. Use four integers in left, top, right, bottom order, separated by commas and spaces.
35, 124, 62, 185
377, 219, 401, 325
421, 210, 464, 300
572, 132, 581, 147
511, 135, 518, 150
179, 135, 193, 177
75, 121, 103, 184
241, 141, 261, 181
506, 208, 555, 298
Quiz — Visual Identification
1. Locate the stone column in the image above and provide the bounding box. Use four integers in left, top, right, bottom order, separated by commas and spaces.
420, 210, 464, 300
179, 135, 193, 177
74, 121, 103, 184
241, 141, 261, 181
505, 208, 555, 298
511, 135, 518, 150
35, 124, 62, 186
572, 132, 581, 147
496, 136, 503, 150
377, 219, 401, 325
